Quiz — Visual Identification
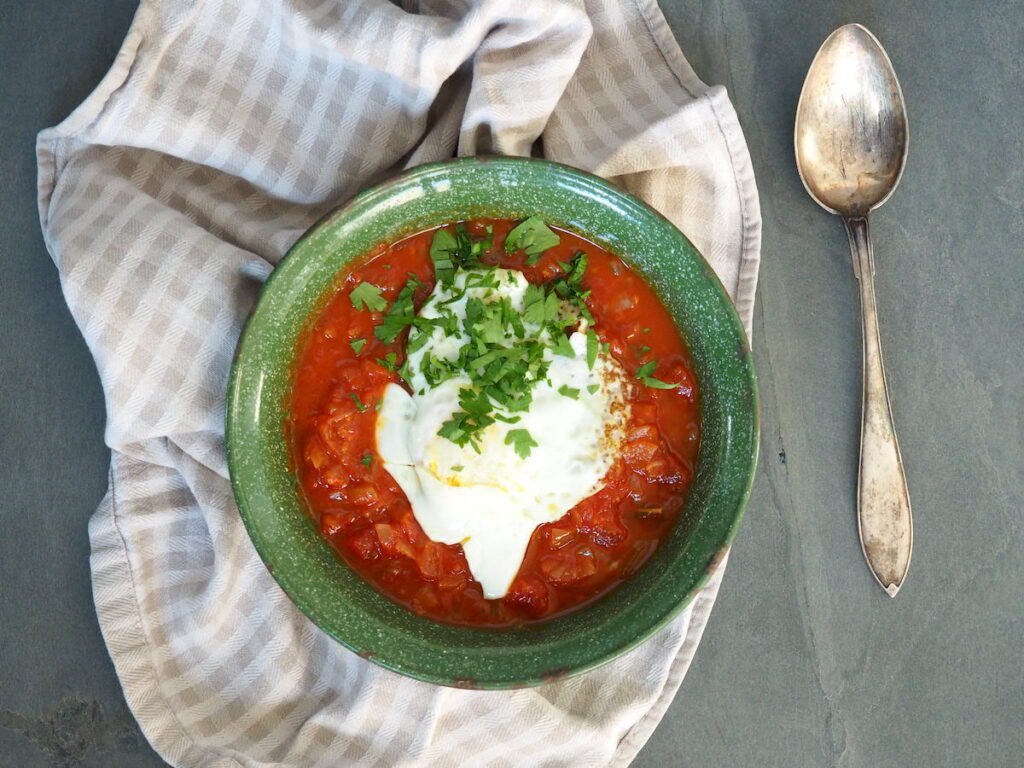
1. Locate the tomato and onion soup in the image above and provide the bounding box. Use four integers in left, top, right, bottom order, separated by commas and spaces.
288, 218, 700, 627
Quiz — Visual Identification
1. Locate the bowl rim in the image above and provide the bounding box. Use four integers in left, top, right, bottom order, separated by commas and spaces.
226, 156, 759, 688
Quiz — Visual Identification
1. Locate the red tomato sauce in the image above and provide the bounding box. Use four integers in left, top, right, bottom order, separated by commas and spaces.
289, 219, 700, 627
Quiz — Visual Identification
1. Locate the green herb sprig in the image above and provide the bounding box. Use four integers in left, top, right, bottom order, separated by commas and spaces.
504, 216, 560, 265
635, 360, 679, 390
349, 282, 387, 312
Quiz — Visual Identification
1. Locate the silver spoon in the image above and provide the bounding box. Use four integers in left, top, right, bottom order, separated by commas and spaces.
794, 23, 913, 597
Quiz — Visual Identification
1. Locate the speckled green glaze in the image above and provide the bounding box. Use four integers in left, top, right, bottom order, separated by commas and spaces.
226, 157, 759, 689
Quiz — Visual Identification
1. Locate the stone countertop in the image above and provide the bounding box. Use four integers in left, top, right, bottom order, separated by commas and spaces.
1, 1, 1021, 766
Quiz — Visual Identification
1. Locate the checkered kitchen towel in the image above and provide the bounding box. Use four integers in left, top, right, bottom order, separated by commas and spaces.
37, 0, 760, 765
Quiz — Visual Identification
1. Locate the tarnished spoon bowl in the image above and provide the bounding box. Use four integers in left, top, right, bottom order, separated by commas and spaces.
795, 24, 913, 596
795, 24, 908, 216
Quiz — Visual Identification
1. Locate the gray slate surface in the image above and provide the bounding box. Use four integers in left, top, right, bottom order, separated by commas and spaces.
1, 1, 1021, 766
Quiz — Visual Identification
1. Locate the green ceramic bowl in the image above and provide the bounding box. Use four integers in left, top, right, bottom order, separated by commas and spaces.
227, 157, 758, 689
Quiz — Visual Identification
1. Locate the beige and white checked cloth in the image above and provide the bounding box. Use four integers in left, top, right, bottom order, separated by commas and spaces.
36, 0, 760, 765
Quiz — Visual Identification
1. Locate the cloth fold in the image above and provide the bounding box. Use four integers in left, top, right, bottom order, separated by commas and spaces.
37, 0, 760, 765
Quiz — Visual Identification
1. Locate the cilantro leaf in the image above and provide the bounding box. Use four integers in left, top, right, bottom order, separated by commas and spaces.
360, 452, 373, 467
475, 305, 507, 345
429, 229, 457, 284
459, 387, 493, 417
564, 251, 587, 287
635, 361, 657, 379
642, 376, 679, 390
375, 275, 422, 343
349, 392, 368, 412
349, 338, 366, 355
405, 328, 430, 354
635, 360, 679, 390
544, 292, 561, 323
437, 387, 497, 450
551, 251, 592, 322
523, 284, 547, 326
558, 385, 580, 399
375, 352, 399, 371
457, 223, 490, 264
349, 282, 387, 312
430, 224, 489, 284
586, 329, 599, 370
398, 357, 415, 385
465, 271, 499, 290
504, 428, 538, 459
504, 217, 560, 265
437, 414, 471, 445
552, 333, 575, 358
587, 383, 600, 395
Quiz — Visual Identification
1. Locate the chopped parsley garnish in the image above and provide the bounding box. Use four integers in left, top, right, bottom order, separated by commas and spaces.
551, 333, 575, 357
360, 452, 373, 467
438, 387, 497, 451
405, 328, 431, 354
638, 345, 652, 356
371, 234, 609, 455
451, 465, 464, 472
635, 361, 679, 390
429, 229, 458, 284
522, 285, 554, 326
552, 252, 593, 322
642, 376, 679, 390
504, 216, 560, 265
432, 320, 551, 449
349, 338, 366, 355
349, 392, 368, 412
464, 271, 500, 290
556, 251, 587, 291
375, 274, 423, 343
430, 224, 491, 285
349, 282, 387, 312
586, 329, 599, 370
504, 428, 538, 459
587, 383, 600, 395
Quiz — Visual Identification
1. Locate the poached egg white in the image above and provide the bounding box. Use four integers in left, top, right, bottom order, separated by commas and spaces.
375, 268, 628, 598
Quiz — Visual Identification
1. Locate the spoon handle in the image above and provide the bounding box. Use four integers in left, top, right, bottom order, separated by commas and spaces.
844, 216, 913, 597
